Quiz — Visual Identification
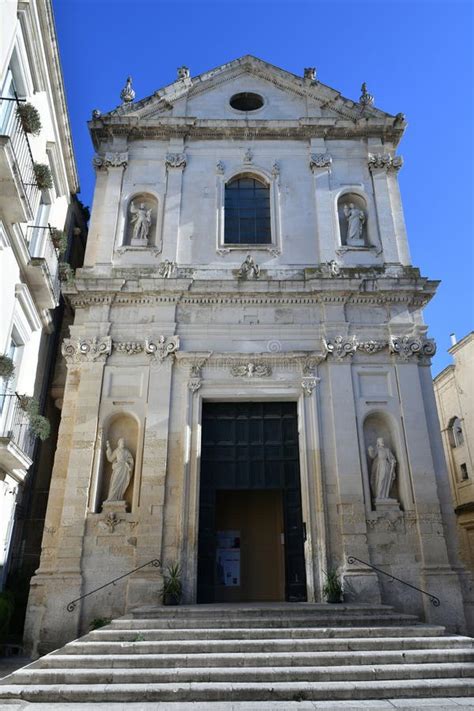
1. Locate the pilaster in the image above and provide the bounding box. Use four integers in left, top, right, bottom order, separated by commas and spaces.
367, 149, 403, 264
163, 140, 186, 263
310, 139, 334, 263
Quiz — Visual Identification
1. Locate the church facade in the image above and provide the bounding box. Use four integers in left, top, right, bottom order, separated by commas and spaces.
24, 56, 472, 655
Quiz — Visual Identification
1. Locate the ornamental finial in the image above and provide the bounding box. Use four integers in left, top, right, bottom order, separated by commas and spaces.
359, 82, 374, 107
177, 66, 190, 80
120, 76, 135, 104
304, 67, 316, 81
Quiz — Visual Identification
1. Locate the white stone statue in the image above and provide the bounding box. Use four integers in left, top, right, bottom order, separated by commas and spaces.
238, 255, 260, 279
130, 201, 152, 243
105, 438, 134, 502
344, 203, 366, 246
368, 437, 397, 501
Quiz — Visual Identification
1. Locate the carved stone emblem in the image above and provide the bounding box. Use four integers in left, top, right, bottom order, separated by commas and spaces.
310, 153, 332, 170
114, 342, 144, 356
188, 377, 202, 393
165, 153, 186, 169
100, 512, 124, 533
145, 335, 180, 361
243, 148, 253, 164
271, 161, 280, 178
323, 335, 358, 360
62, 337, 112, 364
304, 67, 316, 81
230, 362, 272, 378
238, 255, 260, 280
301, 376, 320, 396
157, 260, 176, 278
216, 160, 225, 175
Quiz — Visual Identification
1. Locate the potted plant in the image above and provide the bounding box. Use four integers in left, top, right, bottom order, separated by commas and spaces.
160, 562, 182, 606
19, 396, 51, 441
33, 163, 53, 190
17, 102, 42, 136
0, 355, 15, 380
51, 228, 68, 256
323, 568, 343, 603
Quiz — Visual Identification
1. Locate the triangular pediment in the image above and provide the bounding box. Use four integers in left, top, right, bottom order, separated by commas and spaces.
104, 55, 393, 123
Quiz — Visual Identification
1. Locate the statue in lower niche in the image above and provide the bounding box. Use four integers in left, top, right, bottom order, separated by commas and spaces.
368, 437, 397, 501
105, 438, 134, 502
344, 203, 366, 246
130, 201, 152, 243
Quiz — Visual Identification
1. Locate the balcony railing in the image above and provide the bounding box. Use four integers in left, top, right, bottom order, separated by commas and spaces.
0, 393, 35, 462
25, 224, 61, 303
0, 95, 41, 219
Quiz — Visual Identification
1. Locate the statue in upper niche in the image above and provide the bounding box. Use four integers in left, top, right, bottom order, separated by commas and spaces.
104, 438, 134, 502
368, 437, 397, 501
344, 203, 366, 246
130, 201, 152, 243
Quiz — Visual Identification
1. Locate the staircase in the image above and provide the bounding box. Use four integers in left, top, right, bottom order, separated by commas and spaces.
1, 603, 473, 704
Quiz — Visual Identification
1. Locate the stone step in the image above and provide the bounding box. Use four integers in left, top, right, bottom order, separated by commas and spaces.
85, 624, 446, 642
7, 662, 474, 686
59, 635, 473, 656
96, 613, 420, 630
1, 677, 474, 702
36, 647, 474, 669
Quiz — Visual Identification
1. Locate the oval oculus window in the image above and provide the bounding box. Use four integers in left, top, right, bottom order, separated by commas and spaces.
229, 92, 264, 112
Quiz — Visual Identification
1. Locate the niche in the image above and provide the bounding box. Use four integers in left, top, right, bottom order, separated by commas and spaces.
99, 413, 138, 512
124, 193, 158, 247
363, 412, 400, 510
338, 192, 368, 247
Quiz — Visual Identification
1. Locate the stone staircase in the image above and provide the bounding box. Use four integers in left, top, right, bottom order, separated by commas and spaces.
1, 603, 474, 704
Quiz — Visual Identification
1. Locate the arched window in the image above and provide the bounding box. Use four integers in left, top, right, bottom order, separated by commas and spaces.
224, 175, 271, 245
448, 417, 464, 448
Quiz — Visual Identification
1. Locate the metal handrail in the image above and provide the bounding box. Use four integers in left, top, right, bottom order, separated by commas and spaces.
347, 555, 440, 607
66, 558, 162, 612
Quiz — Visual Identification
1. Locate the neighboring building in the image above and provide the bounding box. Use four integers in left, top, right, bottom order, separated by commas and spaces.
0, 0, 81, 595
434, 332, 474, 573
24, 56, 472, 655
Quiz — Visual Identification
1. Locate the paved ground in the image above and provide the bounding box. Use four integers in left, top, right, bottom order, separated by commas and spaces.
2, 701, 474, 710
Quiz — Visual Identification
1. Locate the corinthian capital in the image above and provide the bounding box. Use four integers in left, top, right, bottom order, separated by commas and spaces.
165, 152, 187, 169
310, 153, 332, 171
368, 153, 403, 172
62, 337, 112, 364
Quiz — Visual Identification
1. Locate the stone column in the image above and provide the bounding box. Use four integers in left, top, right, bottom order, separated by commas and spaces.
310, 140, 334, 263
163, 142, 186, 263
392, 345, 467, 630
93, 152, 128, 265
324, 335, 381, 602
125, 339, 178, 609
24, 336, 111, 656
367, 152, 403, 264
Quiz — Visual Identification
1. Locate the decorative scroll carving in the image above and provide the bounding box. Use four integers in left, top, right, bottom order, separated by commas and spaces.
62, 337, 112, 364
100, 511, 124, 533
243, 148, 253, 164
93, 152, 128, 170
310, 153, 332, 170
301, 376, 320, 396
271, 161, 280, 178
230, 362, 272, 378
323, 335, 358, 360
165, 152, 186, 169
114, 342, 144, 356
188, 378, 202, 393
368, 153, 403, 172
389, 335, 436, 361
216, 160, 225, 175
157, 260, 176, 278
145, 335, 180, 361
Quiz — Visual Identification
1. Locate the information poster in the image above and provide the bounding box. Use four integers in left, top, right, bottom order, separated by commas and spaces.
216, 530, 240, 586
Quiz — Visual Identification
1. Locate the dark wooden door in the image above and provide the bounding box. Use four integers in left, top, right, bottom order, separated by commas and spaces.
197, 402, 307, 602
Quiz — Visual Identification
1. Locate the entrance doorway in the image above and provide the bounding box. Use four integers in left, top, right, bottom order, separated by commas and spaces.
197, 401, 307, 603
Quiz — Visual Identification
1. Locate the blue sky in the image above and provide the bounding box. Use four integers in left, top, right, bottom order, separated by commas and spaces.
53, 0, 473, 374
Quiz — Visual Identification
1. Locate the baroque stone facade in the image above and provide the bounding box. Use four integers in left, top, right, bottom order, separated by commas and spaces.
24, 55, 472, 655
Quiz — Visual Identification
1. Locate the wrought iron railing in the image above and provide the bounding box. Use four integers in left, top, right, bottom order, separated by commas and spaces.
0, 393, 35, 460
347, 555, 440, 607
25, 224, 61, 302
66, 558, 162, 612
0, 95, 40, 217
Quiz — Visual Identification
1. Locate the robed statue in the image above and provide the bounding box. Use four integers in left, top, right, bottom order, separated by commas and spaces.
105, 438, 134, 502
343, 203, 366, 245
368, 437, 397, 500
130, 201, 152, 243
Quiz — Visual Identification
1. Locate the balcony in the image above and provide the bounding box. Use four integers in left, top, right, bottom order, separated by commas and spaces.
0, 96, 41, 223
24, 224, 61, 309
0, 394, 35, 483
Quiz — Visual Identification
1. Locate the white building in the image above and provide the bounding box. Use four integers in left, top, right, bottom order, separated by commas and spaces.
434, 332, 474, 574
24, 56, 472, 655
0, 0, 79, 588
